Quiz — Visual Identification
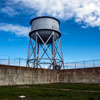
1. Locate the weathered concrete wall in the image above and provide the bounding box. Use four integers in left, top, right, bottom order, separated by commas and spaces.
0, 65, 58, 86
0, 64, 100, 86
59, 67, 100, 83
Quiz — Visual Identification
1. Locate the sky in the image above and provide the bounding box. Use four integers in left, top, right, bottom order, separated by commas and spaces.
0, 0, 100, 62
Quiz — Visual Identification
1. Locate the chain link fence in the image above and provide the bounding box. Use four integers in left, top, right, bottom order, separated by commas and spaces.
0, 57, 100, 69
64, 59, 100, 69
0, 58, 26, 66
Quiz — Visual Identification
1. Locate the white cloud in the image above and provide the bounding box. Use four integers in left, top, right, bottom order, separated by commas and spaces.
0, 23, 30, 36
1, 6, 18, 16
8, 38, 15, 42
63, 32, 69, 35
1, 0, 100, 29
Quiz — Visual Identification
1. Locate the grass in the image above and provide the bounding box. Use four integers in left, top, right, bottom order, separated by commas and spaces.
0, 83, 100, 100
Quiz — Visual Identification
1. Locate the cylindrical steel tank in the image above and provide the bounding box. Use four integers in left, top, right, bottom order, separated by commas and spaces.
29, 16, 61, 44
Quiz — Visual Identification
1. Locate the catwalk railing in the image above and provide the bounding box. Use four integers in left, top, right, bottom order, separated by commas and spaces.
0, 57, 100, 69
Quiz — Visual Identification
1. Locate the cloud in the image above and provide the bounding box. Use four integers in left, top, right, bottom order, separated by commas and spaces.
63, 32, 69, 35
1, 6, 18, 16
8, 38, 15, 42
0, 23, 30, 36
1, 0, 100, 29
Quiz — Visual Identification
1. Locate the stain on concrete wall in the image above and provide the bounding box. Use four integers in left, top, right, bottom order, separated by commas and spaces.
0, 65, 100, 86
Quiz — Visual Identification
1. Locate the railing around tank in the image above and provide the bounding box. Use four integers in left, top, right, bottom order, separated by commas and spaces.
0, 57, 100, 69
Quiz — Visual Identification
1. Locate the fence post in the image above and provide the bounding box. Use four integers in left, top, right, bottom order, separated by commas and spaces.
19, 58, 21, 66
93, 60, 95, 67
75, 62, 76, 69
67, 63, 68, 69
83, 61, 85, 68
8, 57, 10, 65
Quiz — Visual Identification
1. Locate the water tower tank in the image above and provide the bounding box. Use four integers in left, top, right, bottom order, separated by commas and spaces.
29, 16, 61, 44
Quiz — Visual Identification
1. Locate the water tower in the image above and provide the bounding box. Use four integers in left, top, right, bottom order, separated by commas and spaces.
26, 16, 64, 69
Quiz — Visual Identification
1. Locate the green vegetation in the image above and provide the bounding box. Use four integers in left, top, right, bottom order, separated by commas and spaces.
0, 83, 100, 100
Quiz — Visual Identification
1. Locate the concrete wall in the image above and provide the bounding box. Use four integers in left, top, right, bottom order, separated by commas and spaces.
0, 65, 58, 86
59, 67, 100, 83
0, 64, 100, 86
